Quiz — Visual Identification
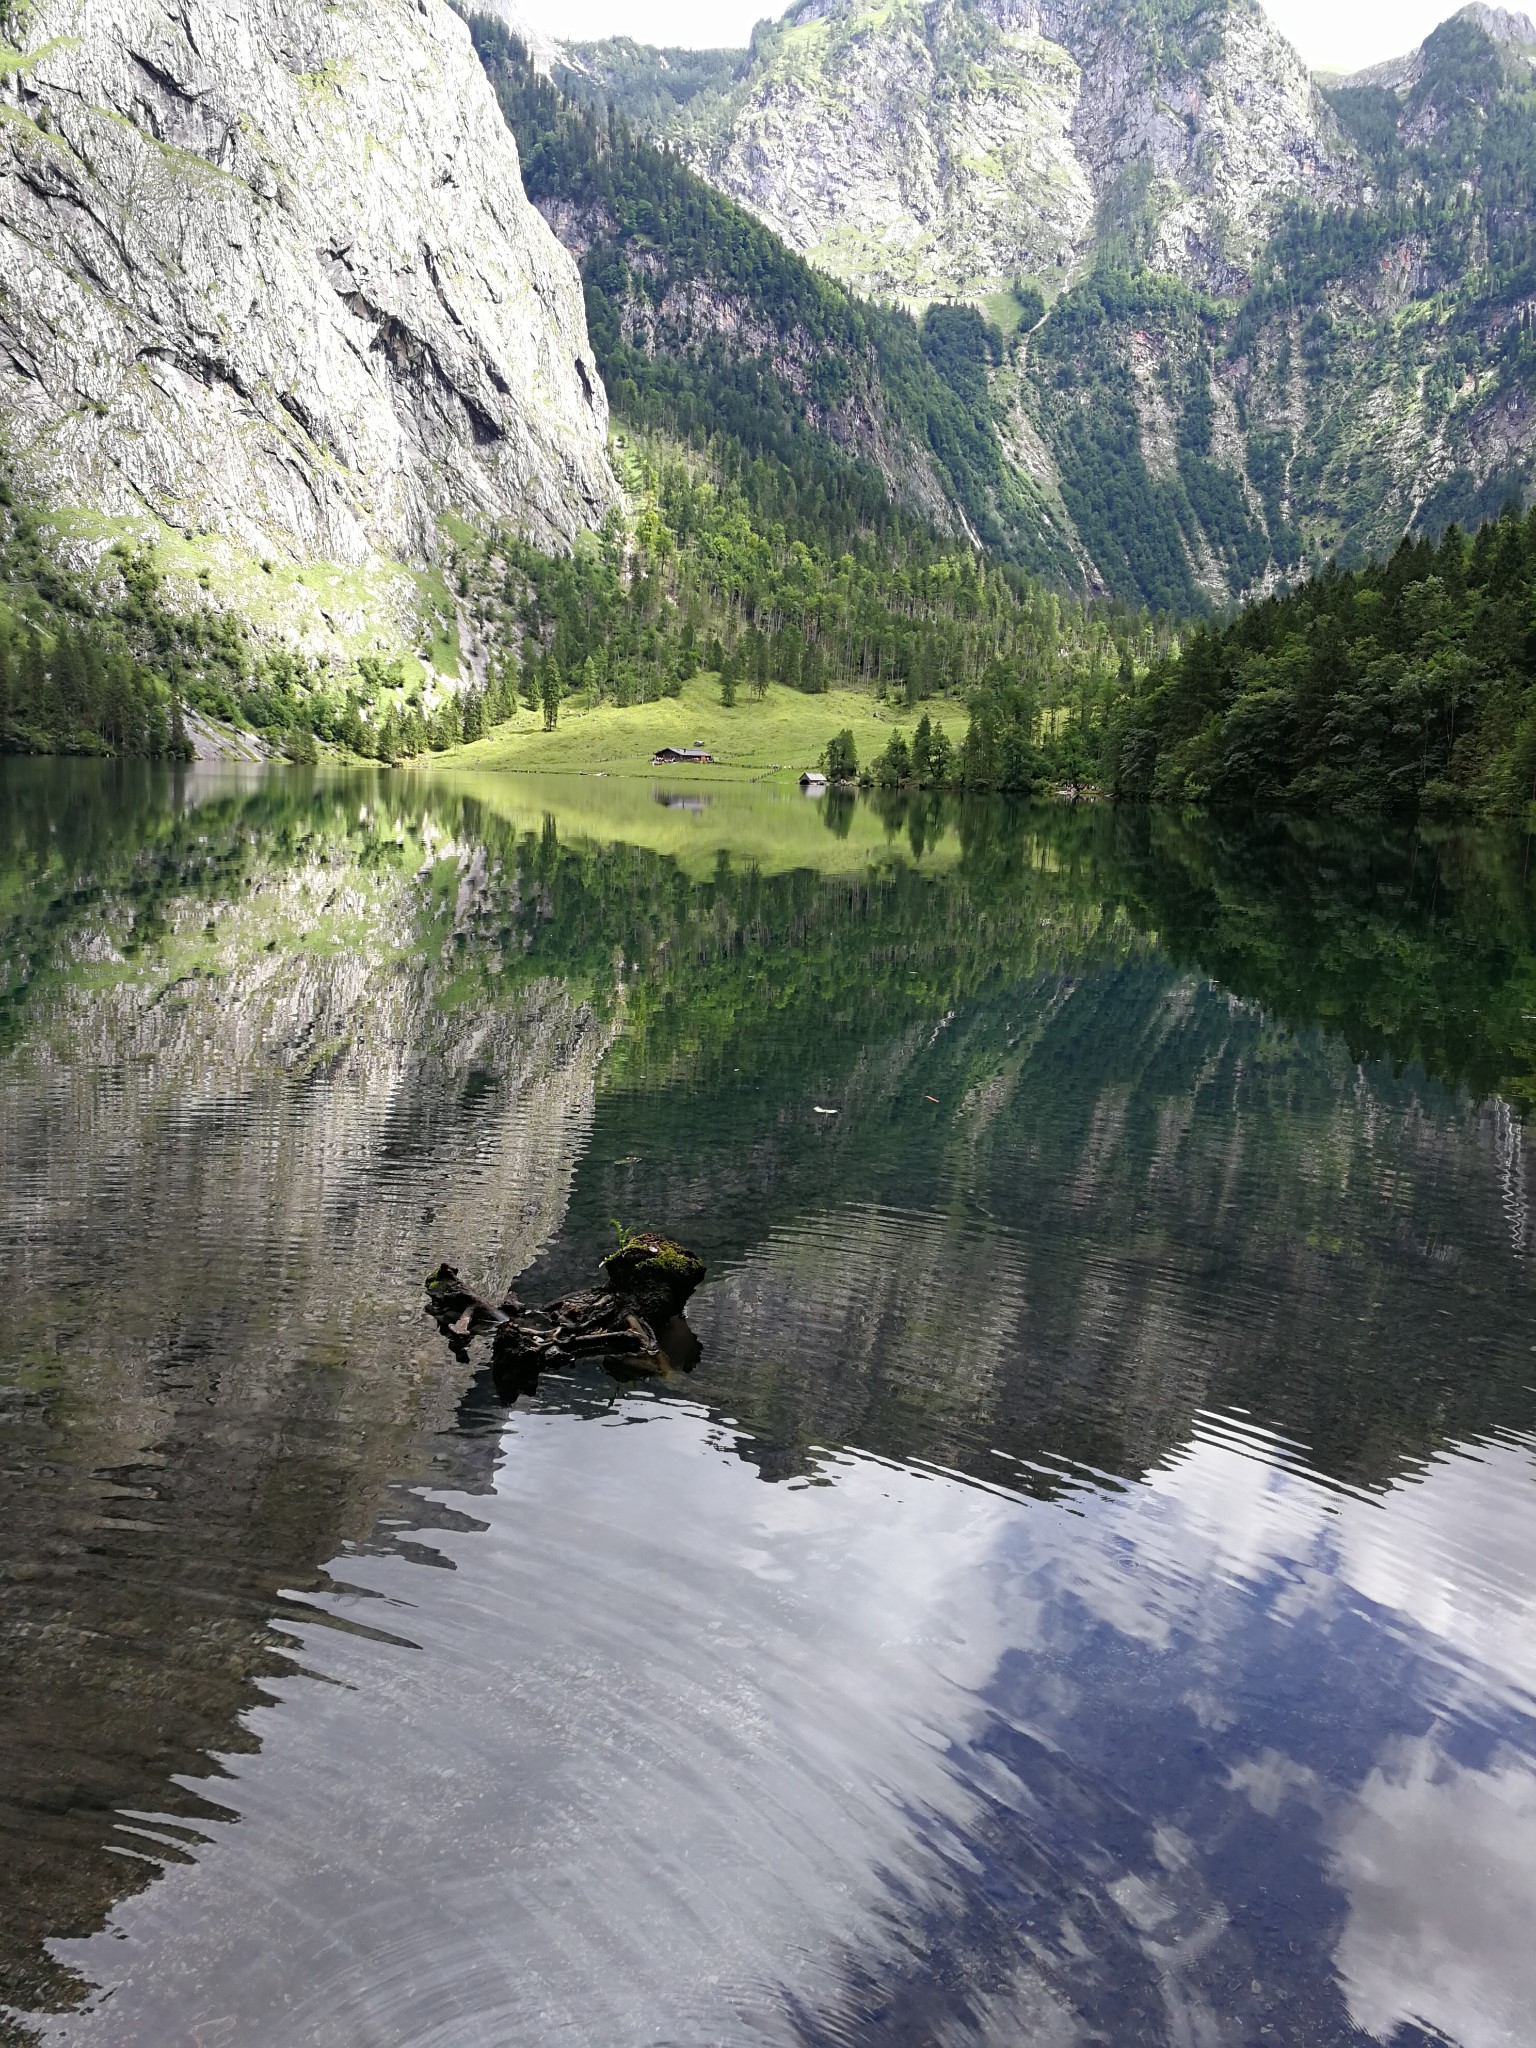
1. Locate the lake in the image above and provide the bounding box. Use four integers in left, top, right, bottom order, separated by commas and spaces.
2, 759, 1535, 2047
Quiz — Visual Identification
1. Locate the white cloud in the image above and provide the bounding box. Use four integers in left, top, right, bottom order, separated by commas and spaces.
1144, 1423, 1536, 1715
42, 1400, 1536, 2046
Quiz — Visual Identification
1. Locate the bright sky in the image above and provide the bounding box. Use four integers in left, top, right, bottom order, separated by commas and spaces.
519, 0, 1483, 77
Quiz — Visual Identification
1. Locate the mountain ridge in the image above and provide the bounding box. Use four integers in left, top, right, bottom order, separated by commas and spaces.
555, 0, 1536, 607
567, 0, 1359, 305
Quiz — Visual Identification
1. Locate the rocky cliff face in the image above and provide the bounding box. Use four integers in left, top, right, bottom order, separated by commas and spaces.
637, 0, 1354, 305
0, 0, 617, 569
567, 1, 1536, 606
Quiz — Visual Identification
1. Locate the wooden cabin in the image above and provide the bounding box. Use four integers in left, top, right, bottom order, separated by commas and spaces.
651, 746, 715, 765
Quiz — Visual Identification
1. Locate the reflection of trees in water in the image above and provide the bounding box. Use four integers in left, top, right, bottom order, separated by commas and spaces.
1, 762, 1534, 2028
563, 947, 1535, 1506
6, 765, 1533, 1115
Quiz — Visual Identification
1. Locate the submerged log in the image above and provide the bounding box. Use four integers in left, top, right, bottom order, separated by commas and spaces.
423, 1234, 705, 1399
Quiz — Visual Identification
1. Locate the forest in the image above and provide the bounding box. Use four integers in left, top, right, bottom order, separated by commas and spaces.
1109, 503, 1536, 814
445, 428, 1165, 791
0, 491, 195, 761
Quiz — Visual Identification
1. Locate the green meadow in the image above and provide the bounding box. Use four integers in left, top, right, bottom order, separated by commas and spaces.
444, 674, 934, 782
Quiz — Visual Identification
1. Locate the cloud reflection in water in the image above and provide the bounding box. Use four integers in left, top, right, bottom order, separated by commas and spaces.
36, 1398, 1536, 2048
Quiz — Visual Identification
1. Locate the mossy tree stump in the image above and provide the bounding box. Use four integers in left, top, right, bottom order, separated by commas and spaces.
424, 1233, 705, 1398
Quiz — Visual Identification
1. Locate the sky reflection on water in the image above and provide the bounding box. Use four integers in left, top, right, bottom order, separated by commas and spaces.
32, 1398, 1536, 2048
2, 761, 1535, 2047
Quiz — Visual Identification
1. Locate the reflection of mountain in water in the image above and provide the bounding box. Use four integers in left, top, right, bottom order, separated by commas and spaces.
2, 763, 1534, 2032
0, 769, 613, 2018
581, 954, 1534, 1496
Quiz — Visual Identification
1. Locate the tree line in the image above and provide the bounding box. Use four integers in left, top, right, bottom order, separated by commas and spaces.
444, 432, 1168, 770
1107, 502, 1536, 814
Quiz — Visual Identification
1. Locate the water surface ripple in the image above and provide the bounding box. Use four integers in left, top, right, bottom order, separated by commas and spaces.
2, 763, 1534, 2048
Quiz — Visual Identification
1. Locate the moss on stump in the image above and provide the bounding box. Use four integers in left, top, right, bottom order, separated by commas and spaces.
599, 1232, 707, 1323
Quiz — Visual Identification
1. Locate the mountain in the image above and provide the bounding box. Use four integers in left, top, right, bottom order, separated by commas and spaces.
571, 0, 1355, 307
469, 13, 1089, 578
0, 0, 615, 599
561, 1, 1536, 610
1343, 2, 1536, 90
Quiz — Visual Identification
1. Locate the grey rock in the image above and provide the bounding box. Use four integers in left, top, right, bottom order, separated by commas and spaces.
629, 0, 1358, 304
0, 0, 618, 568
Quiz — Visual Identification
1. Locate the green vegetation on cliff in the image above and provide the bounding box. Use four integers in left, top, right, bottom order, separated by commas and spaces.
572, 2, 1536, 609
1022, 11, 1536, 608
467, 14, 1071, 579
0, 473, 444, 763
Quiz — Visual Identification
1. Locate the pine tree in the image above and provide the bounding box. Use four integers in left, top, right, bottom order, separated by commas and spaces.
18, 628, 46, 726
911, 712, 934, 784
170, 690, 192, 762
53, 625, 86, 729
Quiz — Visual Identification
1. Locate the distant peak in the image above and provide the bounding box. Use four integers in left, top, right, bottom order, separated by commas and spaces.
1339, 2, 1536, 91
1455, 2, 1536, 47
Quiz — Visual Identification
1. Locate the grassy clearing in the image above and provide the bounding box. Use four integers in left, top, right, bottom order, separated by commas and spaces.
444, 673, 947, 781
427, 769, 962, 878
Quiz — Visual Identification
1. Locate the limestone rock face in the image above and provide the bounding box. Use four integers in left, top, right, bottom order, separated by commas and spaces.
0, 0, 617, 566
670, 0, 1356, 303
1038, 0, 1355, 292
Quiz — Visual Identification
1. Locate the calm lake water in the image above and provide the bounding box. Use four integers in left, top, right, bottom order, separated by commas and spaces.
3, 759, 1536, 2047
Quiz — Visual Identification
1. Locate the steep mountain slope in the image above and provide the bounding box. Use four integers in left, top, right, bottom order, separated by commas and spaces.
0, 0, 615, 575
568, 2, 1536, 611
471, 15, 1089, 579
573, 0, 1355, 306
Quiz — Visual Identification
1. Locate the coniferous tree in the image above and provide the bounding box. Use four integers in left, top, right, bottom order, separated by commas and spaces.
911, 712, 935, 784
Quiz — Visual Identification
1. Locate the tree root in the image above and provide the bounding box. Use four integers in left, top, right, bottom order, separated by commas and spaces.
424, 1237, 705, 1398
